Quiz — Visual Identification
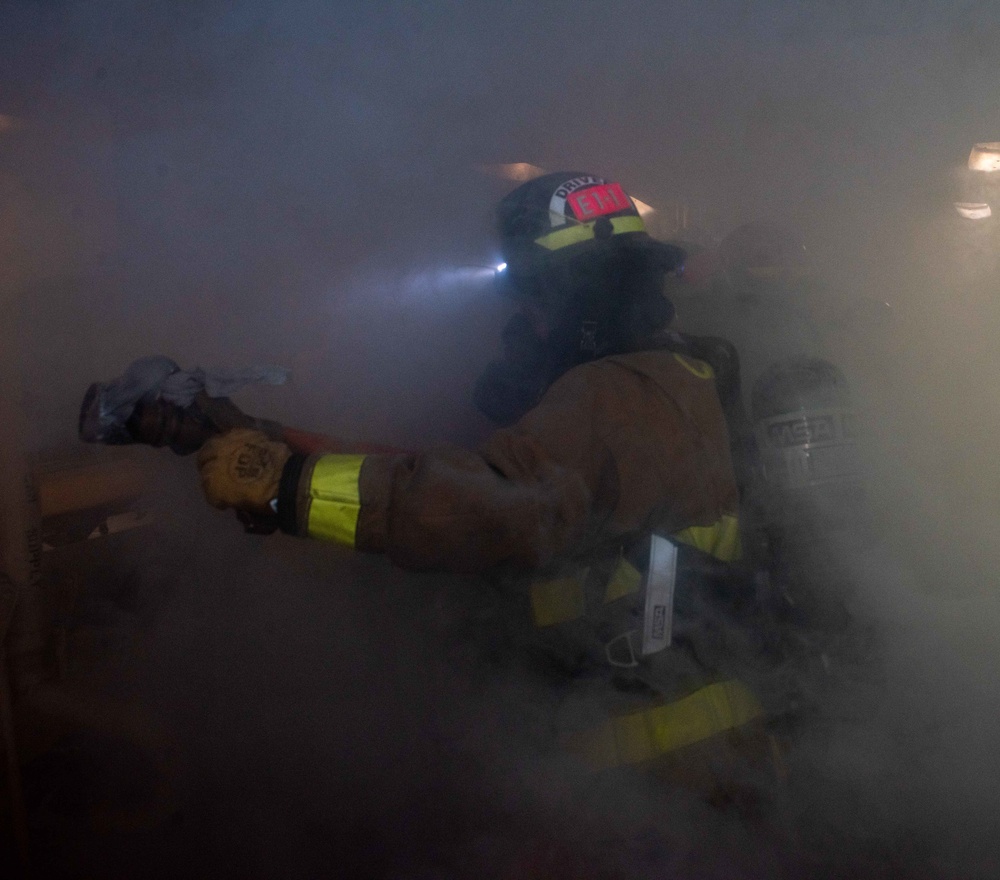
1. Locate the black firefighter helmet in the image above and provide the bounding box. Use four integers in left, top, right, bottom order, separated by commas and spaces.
496, 171, 685, 279
475, 172, 686, 425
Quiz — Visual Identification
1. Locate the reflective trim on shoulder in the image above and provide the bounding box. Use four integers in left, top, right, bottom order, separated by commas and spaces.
672, 513, 741, 562
672, 352, 715, 379
563, 680, 763, 771
530, 574, 586, 627
535, 215, 645, 251
305, 455, 366, 547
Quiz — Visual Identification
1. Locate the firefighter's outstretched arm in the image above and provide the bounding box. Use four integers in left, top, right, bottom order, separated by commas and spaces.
199, 434, 595, 573
197, 369, 609, 573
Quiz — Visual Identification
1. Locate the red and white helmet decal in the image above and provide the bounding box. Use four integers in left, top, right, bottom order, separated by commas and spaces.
548, 176, 636, 227
548, 175, 603, 224
566, 183, 633, 222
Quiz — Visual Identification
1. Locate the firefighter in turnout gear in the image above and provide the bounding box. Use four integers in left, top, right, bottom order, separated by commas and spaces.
198, 172, 773, 786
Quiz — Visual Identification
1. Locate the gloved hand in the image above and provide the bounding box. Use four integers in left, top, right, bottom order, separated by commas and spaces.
197, 428, 292, 516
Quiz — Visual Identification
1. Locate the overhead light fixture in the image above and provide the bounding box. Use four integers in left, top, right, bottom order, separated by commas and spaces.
969, 143, 1000, 172
954, 201, 992, 220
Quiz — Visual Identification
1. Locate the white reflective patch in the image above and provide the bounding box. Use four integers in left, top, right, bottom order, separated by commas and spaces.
642, 535, 677, 655
547, 175, 603, 228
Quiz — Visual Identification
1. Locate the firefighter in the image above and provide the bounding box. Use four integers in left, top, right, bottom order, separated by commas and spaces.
196, 172, 772, 786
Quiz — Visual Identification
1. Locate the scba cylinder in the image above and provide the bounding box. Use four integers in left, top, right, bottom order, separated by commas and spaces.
751, 357, 865, 541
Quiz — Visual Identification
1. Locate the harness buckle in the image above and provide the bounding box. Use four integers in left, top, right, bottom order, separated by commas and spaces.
604, 630, 640, 668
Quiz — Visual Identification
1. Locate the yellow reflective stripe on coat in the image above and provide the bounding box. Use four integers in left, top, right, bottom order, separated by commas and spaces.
672, 352, 715, 379
672, 513, 741, 562
529, 523, 741, 628
535, 215, 645, 251
305, 455, 366, 547
563, 680, 763, 770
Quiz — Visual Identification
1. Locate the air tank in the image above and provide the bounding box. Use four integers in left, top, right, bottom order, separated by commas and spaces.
751, 356, 865, 543
750, 357, 870, 629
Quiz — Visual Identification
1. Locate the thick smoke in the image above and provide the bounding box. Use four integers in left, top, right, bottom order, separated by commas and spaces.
4, 1, 1000, 877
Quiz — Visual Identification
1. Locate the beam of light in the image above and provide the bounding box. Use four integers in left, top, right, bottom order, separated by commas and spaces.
496, 262, 507, 272
389, 266, 497, 304
334, 261, 507, 317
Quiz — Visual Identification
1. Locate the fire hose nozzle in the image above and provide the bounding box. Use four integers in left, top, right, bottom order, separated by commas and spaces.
79, 357, 290, 453
79, 384, 218, 454
78, 379, 286, 534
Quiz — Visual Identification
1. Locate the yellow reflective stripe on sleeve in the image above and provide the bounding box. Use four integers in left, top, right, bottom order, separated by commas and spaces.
672, 353, 715, 379
563, 680, 763, 771
305, 455, 365, 547
534, 215, 646, 251
672, 513, 742, 562
530, 575, 586, 627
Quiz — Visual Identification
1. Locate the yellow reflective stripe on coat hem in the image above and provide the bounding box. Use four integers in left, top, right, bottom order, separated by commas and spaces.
563, 680, 763, 770
535, 215, 645, 251
529, 516, 742, 628
305, 455, 365, 547
672, 513, 741, 562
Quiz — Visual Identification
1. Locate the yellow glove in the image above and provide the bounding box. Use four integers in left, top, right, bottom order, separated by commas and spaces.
197, 429, 292, 516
